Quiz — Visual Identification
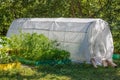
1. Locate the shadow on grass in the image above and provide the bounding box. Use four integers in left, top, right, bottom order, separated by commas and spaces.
35, 60, 120, 80
0, 60, 120, 80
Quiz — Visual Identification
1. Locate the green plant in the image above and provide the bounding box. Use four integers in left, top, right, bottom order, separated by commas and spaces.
0, 48, 14, 64
9, 33, 70, 61
0, 37, 14, 64
113, 31, 120, 54
0, 37, 11, 47
114, 41, 120, 54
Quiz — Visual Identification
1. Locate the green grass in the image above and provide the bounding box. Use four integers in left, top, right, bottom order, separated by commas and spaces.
0, 60, 120, 80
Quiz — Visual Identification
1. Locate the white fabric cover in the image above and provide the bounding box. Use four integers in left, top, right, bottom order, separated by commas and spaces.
6, 18, 114, 65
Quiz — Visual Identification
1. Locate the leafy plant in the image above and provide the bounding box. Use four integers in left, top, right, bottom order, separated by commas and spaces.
9, 33, 70, 61
0, 36, 15, 64
0, 48, 14, 64
0, 37, 11, 47
114, 41, 120, 54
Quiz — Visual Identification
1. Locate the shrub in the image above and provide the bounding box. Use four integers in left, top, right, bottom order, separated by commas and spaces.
114, 41, 120, 54
0, 48, 14, 64
0, 37, 14, 64
9, 33, 70, 61
0, 37, 11, 47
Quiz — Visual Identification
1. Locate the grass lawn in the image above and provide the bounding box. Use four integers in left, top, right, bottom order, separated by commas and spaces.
0, 60, 120, 80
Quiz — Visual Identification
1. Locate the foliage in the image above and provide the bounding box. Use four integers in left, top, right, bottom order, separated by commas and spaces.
9, 33, 70, 61
113, 36, 120, 53
0, 48, 14, 64
0, 37, 14, 64
0, 37, 11, 47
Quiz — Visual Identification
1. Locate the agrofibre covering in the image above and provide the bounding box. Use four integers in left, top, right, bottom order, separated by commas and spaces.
7, 18, 114, 65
